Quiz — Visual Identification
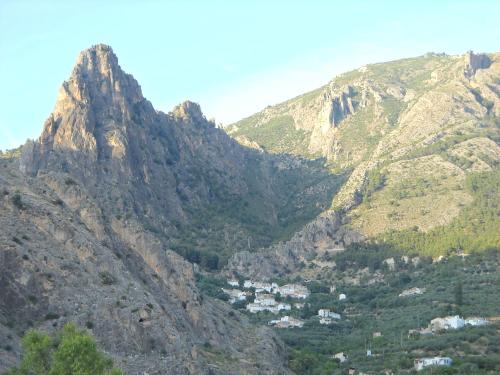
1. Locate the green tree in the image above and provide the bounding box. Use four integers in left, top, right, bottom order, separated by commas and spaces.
49, 323, 116, 375
20, 331, 52, 375
5, 323, 123, 375
275, 292, 283, 302
289, 350, 317, 374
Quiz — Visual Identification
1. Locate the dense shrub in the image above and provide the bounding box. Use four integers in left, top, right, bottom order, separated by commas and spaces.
11, 193, 24, 209
195, 274, 229, 302
4, 323, 123, 374
99, 271, 117, 285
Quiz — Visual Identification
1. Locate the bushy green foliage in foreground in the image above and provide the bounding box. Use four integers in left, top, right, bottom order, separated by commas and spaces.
5, 323, 122, 375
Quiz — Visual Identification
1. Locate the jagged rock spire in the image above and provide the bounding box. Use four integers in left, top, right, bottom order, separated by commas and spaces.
51, 44, 145, 126
20, 44, 221, 180
21, 45, 157, 176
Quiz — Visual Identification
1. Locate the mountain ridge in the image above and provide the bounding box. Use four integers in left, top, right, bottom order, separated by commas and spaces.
226, 50, 500, 264
20, 44, 342, 265
2, 44, 315, 374
222, 50, 499, 281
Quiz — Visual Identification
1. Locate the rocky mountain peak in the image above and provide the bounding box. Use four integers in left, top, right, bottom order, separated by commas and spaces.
21, 45, 156, 176
73, 44, 119, 78
55, 43, 145, 118
172, 100, 206, 123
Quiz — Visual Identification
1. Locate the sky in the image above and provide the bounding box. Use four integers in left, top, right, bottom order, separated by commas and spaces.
0, 0, 499, 151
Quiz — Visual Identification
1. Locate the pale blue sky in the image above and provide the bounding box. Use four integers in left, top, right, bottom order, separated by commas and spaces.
1, 0, 499, 150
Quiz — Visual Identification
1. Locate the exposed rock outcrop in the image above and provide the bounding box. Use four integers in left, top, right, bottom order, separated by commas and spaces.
20, 44, 338, 262
227, 210, 362, 279
318, 85, 357, 131
464, 51, 491, 79
4, 44, 296, 374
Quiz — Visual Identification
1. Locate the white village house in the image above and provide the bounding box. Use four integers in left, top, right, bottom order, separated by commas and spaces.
339, 293, 347, 301
333, 352, 348, 363
268, 315, 304, 328
465, 317, 489, 326
318, 309, 341, 320
319, 317, 335, 325
243, 280, 278, 293
414, 357, 452, 371
227, 279, 240, 287
399, 287, 426, 297
246, 302, 291, 314
383, 257, 395, 270
430, 315, 465, 331
278, 284, 310, 299
255, 281, 278, 293
411, 315, 490, 336
243, 280, 253, 289
254, 293, 277, 306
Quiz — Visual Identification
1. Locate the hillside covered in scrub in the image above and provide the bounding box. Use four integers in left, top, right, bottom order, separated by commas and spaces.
227, 51, 500, 257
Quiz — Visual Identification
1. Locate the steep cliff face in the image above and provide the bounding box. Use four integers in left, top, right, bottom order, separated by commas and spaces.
21, 44, 247, 230
2, 44, 300, 374
20, 44, 340, 266
226, 210, 362, 279
0, 162, 290, 374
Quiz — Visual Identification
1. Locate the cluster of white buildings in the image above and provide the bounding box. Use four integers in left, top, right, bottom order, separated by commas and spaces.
409, 315, 490, 336
227, 279, 240, 287
318, 309, 341, 325
224, 279, 310, 314
268, 315, 304, 328
225, 279, 347, 328
398, 287, 425, 297
414, 357, 452, 371
243, 280, 277, 292
429, 315, 489, 331
224, 279, 311, 311
246, 293, 292, 314
241, 280, 310, 299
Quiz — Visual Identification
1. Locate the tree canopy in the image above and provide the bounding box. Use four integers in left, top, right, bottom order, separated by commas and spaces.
5, 323, 123, 375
